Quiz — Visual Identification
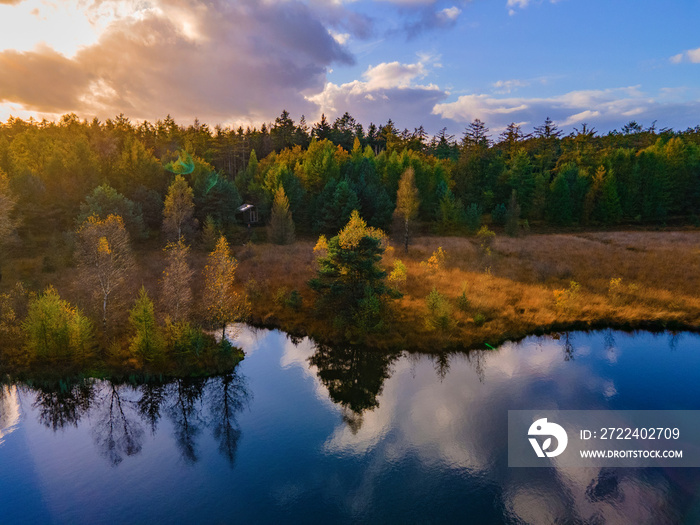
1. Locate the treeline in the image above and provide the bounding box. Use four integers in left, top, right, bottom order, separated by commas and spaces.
1, 112, 700, 245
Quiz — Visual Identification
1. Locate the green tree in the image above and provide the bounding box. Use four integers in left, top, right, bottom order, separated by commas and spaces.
394, 167, 420, 252
163, 175, 195, 241
309, 211, 396, 338
129, 287, 163, 365
23, 286, 93, 365
268, 186, 295, 244
77, 184, 145, 239
506, 150, 536, 218
505, 190, 521, 237
204, 236, 249, 338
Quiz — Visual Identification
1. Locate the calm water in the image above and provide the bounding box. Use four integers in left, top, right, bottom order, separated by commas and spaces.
2, 328, 700, 524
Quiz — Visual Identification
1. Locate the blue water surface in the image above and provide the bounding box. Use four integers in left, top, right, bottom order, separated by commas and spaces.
1, 328, 700, 524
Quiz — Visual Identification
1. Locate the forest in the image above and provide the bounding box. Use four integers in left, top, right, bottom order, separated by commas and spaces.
1, 110, 700, 376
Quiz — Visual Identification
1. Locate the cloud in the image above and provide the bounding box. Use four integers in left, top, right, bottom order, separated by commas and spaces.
492, 78, 529, 94
307, 57, 449, 130
670, 47, 700, 64
433, 86, 700, 133
401, 4, 462, 38
0, 0, 355, 124
507, 0, 560, 15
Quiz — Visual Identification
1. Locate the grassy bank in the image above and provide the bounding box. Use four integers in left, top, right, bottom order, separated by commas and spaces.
235, 230, 700, 350
3, 229, 700, 356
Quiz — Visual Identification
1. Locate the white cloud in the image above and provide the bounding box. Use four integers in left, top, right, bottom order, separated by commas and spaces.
507, 0, 560, 14
492, 78, 529, 94
433, 85, 700, 133
670, 46, 700, 64
669, 47, 700, 64
307, 57, 448, 129
439, 6, 461, 21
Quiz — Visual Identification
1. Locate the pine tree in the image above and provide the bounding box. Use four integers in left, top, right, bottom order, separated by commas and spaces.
309, 211, 395, 337
504, 190, 521, 237
268, 186, 295, 244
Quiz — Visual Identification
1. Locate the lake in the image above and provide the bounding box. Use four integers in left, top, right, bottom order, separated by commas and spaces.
1, 328, 700, 524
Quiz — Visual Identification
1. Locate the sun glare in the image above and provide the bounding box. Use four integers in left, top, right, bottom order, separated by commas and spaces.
0, 0, 106, 58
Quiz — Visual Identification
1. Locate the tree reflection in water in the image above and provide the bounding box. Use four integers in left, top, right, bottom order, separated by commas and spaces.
92, 383, 144, 466
309, 344, 398, 432
18, 372, 249, 466
209, 373, 249, 467
30, 380, 95, 431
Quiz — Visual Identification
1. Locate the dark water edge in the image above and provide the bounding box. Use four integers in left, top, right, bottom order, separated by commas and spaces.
2, 328, 700, 524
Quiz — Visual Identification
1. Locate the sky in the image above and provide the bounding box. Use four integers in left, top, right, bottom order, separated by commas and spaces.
0, 0, 699, 136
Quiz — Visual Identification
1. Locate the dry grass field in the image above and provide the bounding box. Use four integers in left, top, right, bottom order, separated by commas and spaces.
3, 230, 699, 351
234, 230, 700, 350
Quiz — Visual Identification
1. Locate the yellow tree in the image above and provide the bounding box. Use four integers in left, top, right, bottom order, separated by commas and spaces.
163, 174, 195, 241
203, 236, 248, 339
268, 186, 295, 244
394, 167, 420, 252
76, 214, 134, 332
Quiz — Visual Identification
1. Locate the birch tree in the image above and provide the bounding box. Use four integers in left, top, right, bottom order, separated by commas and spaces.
76, 215, 134, 332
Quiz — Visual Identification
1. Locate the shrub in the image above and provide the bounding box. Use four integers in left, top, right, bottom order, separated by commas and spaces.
388, 259, 407, 289
476, 226, 496, 257
456, 288, 470, 312
425, 287, 453, 332
553, 280, 581, 310
422, 247, 446, 273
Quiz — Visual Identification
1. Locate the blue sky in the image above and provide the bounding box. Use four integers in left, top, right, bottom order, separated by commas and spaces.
0, 0, 698, 136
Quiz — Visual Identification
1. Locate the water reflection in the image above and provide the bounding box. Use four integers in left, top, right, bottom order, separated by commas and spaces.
2, 329, 700, 524
0, 384, 20, 445
12, 373, 249, 467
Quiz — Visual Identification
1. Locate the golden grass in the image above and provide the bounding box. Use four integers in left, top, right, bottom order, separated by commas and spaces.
237, 231, 700, 350
4, 230, 700, 351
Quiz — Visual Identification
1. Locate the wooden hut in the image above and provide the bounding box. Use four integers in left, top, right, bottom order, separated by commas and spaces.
236, 203, 259, 225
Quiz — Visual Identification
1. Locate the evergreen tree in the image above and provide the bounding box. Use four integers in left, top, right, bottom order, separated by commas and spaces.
309, 211, 395, 338
548, 171, 573, 225
129, 287, 163, 365
504, 190, 521, 237
78, 184, 146, 239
